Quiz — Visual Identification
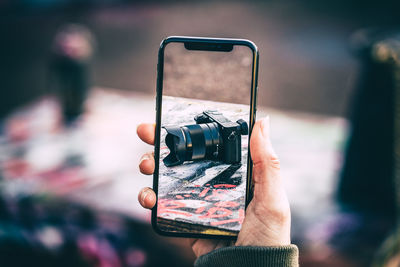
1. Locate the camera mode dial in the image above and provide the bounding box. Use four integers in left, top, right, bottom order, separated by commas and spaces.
236, 119, 249, 135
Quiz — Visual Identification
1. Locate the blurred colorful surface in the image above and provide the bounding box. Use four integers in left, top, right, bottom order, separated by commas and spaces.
0, 88, 354, 265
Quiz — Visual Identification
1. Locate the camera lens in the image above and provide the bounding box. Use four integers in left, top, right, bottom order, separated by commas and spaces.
163, 122, 221, 167
163, 127, 188, 167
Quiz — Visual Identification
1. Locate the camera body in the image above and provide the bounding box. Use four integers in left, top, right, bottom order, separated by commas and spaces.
194, 110, 248, 164
163, 110, 248, 167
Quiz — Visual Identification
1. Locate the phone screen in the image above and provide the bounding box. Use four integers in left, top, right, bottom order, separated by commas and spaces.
155, 38, 257, 237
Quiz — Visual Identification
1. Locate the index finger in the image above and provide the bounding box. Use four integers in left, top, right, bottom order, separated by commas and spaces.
137, 123, 155, 145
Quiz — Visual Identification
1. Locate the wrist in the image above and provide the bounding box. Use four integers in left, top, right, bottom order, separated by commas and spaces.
235, 236, 291, 247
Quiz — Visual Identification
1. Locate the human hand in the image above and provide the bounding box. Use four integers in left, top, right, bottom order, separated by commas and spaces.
137, 117, 291, 257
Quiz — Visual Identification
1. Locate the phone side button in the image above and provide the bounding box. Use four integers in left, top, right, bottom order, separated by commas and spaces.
254, 86, 258, 110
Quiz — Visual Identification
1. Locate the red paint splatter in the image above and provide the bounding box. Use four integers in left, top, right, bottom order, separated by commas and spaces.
176, 195, 183, 199
195, 207, 205, 214
161, 210, 192, 217
158, 200, 185, 209
214, 201, 239, 208
213, 184, 237, 188
198, 188, 210, 198
183, 194, 191, 198
210, 209, 245, 226
158, 200, 192, 217
198, 207, 232, 219
205, 189, 228, 201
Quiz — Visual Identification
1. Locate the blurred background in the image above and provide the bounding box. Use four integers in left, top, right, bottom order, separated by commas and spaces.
0, 0, 400, 266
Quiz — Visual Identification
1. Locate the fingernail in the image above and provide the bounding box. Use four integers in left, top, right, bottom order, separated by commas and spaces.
140, 188, 150, 204
261, 116, 270, 137
139, 154, 151, 165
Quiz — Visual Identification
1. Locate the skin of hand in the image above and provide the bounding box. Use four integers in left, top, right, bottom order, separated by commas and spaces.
137, 117, 291, 258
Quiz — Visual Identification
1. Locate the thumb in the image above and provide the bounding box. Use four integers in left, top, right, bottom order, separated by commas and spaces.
250, 117, 283, 203
237, 117, 291, 247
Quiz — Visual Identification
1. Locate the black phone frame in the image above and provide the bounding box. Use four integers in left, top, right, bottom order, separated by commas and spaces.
153, 36, 259, 239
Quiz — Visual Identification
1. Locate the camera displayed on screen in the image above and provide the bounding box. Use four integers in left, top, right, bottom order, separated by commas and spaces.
163, 110, 249, 167
155, 40, 255, 236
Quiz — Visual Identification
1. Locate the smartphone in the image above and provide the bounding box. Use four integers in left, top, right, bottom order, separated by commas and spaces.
153, 36, 259, 239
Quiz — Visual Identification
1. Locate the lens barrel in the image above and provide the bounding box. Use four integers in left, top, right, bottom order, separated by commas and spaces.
163, 122, 220, 167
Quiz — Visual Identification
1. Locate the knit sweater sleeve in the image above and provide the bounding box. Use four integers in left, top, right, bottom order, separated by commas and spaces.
194, 245, 299, 267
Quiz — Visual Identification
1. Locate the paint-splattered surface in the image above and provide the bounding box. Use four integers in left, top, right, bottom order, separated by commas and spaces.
158, 96, 249, 233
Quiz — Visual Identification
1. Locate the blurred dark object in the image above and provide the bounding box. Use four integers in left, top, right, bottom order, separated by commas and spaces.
295, 30, 400, 266
338, 29, 400, 220
369, 33, 400, 267
49, 24, 95, 124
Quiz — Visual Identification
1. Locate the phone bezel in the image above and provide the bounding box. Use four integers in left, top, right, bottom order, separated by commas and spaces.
153, 36, 259, 239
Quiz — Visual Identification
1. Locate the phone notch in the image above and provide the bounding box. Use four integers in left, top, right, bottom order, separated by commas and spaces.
184, 42, 233, 52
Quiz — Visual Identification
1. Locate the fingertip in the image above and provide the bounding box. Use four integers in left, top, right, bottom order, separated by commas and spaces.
136, 123, 144, 135
137, 123, 155, 145
250, 119, 264, 148
260, 116, 270, 137
252, 118, 262, 130
139, 155, 155, 175
250, 116, 277, 165
138, 187, 156, 209
143, 191, 156, 208
252, 116, 272, 141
